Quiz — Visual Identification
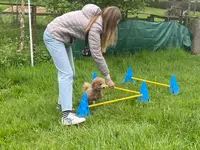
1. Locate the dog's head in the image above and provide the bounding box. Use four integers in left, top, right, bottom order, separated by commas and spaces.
92, 77, 106, 90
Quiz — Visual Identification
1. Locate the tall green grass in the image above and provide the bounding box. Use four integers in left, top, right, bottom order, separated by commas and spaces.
1, 49, 200, 149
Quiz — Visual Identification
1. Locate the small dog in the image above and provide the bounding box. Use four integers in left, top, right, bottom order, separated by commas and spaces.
83, 77, 106, 104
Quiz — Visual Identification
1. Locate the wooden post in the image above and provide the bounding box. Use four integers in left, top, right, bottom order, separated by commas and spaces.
16, 3, 19, 23
193, 0, 197, 15
32, 5, 37, 51
179, 16, 183, 24
9, 0, 15, 24
18, 0, 25, 52
186, 0, 191, 26
191, 18, 200, 55
149, 14, 154, 22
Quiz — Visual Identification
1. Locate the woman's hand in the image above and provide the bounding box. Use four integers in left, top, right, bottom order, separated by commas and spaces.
106, 79, 115, 88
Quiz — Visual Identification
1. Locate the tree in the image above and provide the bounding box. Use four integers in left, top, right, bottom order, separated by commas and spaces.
40, 0, 83, 16
74, 0, 148, 18
42, 0, 148, 18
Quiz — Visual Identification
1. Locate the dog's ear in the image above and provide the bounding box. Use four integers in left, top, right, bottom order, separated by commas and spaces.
92, 82, 97, 89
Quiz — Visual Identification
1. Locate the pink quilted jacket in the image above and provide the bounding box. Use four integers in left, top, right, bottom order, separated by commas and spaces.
46, 4, 110, 78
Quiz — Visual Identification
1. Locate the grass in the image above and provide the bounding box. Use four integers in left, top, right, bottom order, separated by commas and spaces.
1, 48, 200, 149
128, 7, 167, 22
143, 7, 200, 17
142, 7, 167, 16
129, 7, 200, 22
0, 5, 8, 12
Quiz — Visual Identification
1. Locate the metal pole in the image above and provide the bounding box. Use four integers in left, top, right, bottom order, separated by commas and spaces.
28, 0, 34, 67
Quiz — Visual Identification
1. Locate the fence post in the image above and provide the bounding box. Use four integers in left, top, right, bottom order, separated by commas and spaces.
149, 14, 154, 22
192, 18, 200, 55
31, 5, 37, 52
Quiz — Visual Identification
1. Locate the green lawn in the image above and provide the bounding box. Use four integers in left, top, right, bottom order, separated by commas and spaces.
144, 7, 200, 17
142, 7, 167, 16
0, 5, 8, 12
129, 7, 200, 22
1, 49, 200, 149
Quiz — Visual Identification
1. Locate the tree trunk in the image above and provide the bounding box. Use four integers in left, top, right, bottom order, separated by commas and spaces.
18, 0, 25, 52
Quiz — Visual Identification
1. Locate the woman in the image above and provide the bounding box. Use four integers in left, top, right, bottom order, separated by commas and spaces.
43, 4, 122, 126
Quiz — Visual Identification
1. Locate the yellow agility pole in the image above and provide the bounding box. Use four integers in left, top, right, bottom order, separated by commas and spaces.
114, 86, 140, 94
89, 94, 142, 108
132, 77, 170, 87
105, 85, 140, 94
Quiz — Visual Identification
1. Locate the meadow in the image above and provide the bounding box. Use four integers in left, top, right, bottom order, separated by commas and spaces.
1, 49, 200, 149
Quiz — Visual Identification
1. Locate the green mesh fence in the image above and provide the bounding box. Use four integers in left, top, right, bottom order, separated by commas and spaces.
72, 20, 192, 56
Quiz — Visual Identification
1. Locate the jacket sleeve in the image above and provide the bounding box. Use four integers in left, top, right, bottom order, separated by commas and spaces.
88, 22, 110, 80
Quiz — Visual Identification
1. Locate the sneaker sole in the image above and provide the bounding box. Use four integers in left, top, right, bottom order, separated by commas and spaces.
62, 118, 86, 126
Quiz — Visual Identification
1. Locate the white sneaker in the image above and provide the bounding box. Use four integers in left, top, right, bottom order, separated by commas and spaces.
61, 113, 86, 126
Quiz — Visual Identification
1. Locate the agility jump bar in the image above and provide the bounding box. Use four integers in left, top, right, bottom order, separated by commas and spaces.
132, 77, 170, 87
105, 85, 140, 94
88, 86, 142, 108
114, 86, 140, 94
89, 94, 142, 108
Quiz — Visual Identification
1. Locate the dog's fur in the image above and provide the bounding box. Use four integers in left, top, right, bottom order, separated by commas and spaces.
83, 77, 106, 104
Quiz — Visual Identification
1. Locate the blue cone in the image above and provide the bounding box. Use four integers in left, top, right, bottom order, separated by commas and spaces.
92, 72, 98, 81
137, 81, 150, 102
169, 74, 180, 95
123, 67, 134, 83
76, 92, 90, 117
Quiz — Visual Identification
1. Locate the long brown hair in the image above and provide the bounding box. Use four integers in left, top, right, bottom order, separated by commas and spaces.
85, 6, 122, 53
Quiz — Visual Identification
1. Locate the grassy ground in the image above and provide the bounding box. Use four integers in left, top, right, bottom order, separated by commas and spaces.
129, 7, 200, 22
143, 7, 200, 17
1, 49, 200, 149
0, 5, 8, 12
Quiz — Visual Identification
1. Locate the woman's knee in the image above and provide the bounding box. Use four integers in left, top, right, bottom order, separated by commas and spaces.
58, 70, 74, 83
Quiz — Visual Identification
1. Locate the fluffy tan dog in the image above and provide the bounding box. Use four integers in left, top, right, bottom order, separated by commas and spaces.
83, 77, 106, 104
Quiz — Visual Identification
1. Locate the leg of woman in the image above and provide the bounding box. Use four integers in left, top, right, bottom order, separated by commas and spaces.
67, 46, 75, 80
43, 30, 86, 125
57, 46, 75, 110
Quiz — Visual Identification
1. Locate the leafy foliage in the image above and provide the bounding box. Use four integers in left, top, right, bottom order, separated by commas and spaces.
41, 0, 148, 18
75, 0, 148, 17
37, 0, 83, 16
